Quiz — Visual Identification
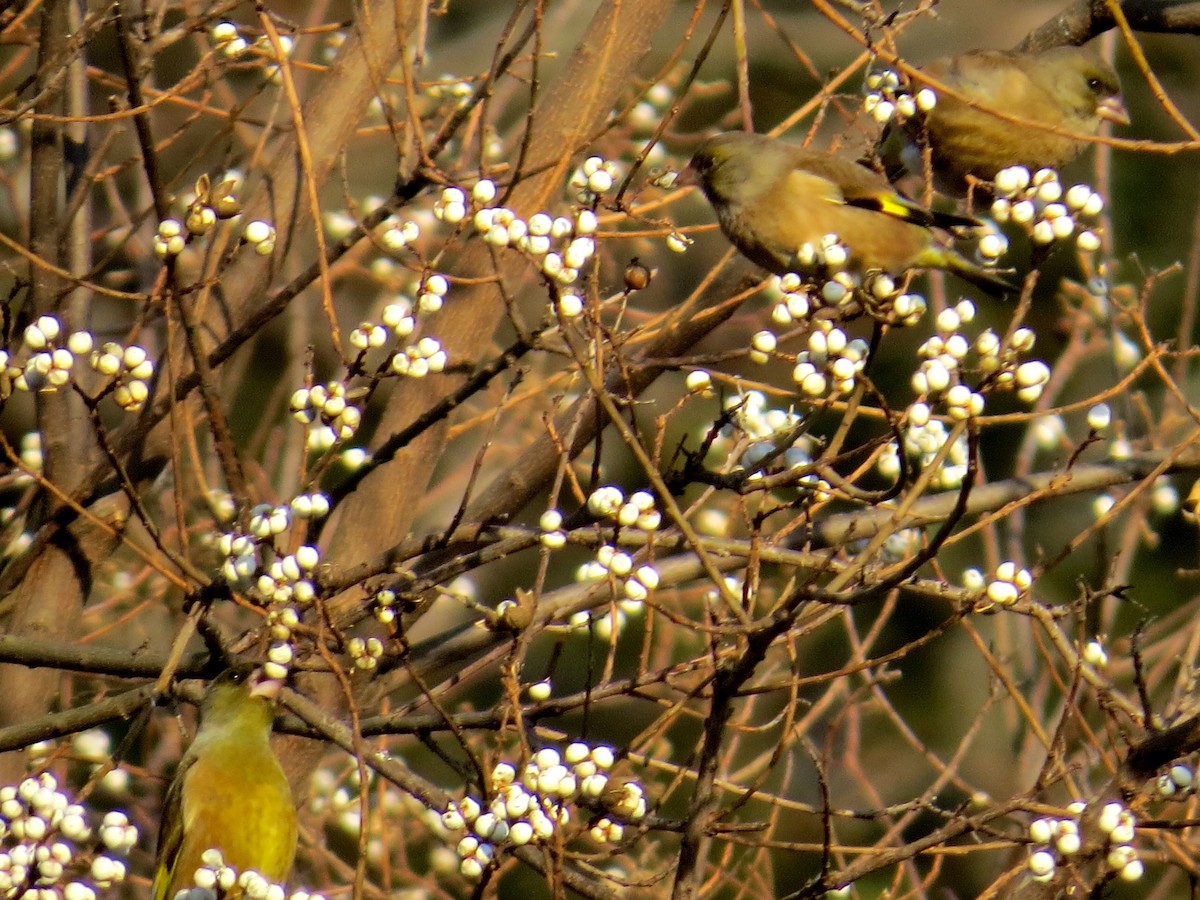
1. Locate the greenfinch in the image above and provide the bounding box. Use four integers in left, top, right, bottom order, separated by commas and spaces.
682, 131, 1011, 294
880, 45, 1127, 196
153, 667, 297, 900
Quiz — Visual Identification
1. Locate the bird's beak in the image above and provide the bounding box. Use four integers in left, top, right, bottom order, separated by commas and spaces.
250, 669, 284, 701
1097, 96, 1130, 126
673, 165, 698, 189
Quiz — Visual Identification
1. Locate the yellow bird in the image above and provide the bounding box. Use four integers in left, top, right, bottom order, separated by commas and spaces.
153, 667, 297, 900
682, 131, 1012, 294
880, 45, 1128, 196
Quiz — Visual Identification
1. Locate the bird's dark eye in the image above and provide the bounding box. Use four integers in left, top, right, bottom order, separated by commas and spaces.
1087, 77, 1104, 93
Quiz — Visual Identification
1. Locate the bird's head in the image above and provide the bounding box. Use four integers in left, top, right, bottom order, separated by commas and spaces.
680, 132, 775, 208
199, 665, 282, 730
1042, 46, 1129, 126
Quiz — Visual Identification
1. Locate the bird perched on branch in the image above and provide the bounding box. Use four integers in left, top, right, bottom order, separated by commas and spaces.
681, 131, 1012, 295
879, 44, 1128, 197
153, 666, 297, 900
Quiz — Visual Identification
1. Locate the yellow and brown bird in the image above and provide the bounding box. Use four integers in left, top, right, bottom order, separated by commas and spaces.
153, 667, 297, 900
682, 131, 1012, 294
879, 44, 1128, 196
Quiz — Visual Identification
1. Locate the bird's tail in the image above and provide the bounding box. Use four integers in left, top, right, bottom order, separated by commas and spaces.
923, 247, 1017, 296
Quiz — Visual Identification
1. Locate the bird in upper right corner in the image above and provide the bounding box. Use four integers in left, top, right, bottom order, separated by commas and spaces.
878, 44, 1129, 198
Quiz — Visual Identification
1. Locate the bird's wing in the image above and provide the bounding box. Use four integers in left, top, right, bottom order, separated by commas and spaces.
930, 50, 1098, 129
153, 751, 196, 900
925, 51, 1031, 101
789, 153, 978, 230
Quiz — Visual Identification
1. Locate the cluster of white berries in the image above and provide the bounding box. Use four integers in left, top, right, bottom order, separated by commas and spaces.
1026, 807, 1082, 883
384, 280, 451, 374
436, 743, 642, 881
562, 588, 645, 642
425, 165, 608, 315
474, 197, 599, 299
1026, 800, 1142, 884
153, 219, 187, 259
209, 21, 250, 56
389, 336, 448, 379
862, 68, 937, 126
797, 237, 852, 299
537, 508, 570, 549
156, 173, 246, 259
1096, 799, 1143, 881
911, 302, 981, 403
17, 433, 41, 478
961, 561, 1033, 611
627, 82, 674, 168
0, 773, 138, 899
91, 341, 155, 411
190, 849, 309, 900
630, 83, 674, 132
253, 543, 320, 607
425, 75, 475, 106
790, 321, 871, 399
546, 488, 663, 634
577, 541, 661, 601
290, 382, 363, 452
434, 182, 492, 224
189, 173, 242, 233
877, 414, 970, 490
260, 554, 321, 681
346, 288, 448, 380
721, 393, 824, 490
239, 504, 327, 675
747, 330, 775, 365
250, 33, 296, 86
991, 167, 1105, 251
309, 765, 375, 837
768, 273, 819, 326
4, 316, 87, 393
242, 220, 277, 256
912, 302, 1049, 416
371, 588, 401, 625
217, 506, 325, 677
586, 487, 663, 533
220, 531, 320, 597
1156, 761, 1200, 799
209, 22, 296, 85
767, 265, 927, 331
347, 636, 385, 671
1, 317, 155, 412
416, 273, 449, 314
377, 217, 422, 251
569, 156, 621, 202
70, 730, 129, 797
724, 391, 794, 442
